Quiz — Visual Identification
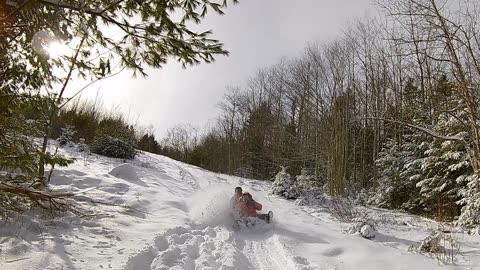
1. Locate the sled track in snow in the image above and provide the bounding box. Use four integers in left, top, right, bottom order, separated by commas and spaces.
240, 233, 329, 270
243, 235, 294, 270
124, 225, 252, 270
123, 223, 328, 270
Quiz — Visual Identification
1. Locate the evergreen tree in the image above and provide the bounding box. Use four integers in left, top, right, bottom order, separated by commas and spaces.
57, 125, 76, 146
416, 99, 471, 220
0, 93, 39, 177
271, 167, 300, 199
397, 132, 430, 213
371, 139, 408, 209
137, 134, 160, 154
456, 174, 480, 230
96, 118, 136, 145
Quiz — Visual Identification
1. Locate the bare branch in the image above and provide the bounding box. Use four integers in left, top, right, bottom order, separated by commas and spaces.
369, 117, 465, 142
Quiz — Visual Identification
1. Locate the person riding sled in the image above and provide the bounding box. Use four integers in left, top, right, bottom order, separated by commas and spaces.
237, 192, 273, 224
230, 186, 243, 209
230, 187, 244, 219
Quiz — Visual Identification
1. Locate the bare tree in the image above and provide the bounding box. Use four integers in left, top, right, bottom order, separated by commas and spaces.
380, 0, 480, 170
164, 124, 198, 160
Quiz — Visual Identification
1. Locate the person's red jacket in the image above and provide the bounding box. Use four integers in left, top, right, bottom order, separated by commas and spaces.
239, 200, 262, 217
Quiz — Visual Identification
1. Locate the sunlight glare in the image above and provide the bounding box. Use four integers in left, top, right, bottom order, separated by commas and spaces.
46, 41, 71, 59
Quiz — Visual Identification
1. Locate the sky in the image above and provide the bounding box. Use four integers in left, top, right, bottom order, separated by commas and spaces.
66, 0, 376, 139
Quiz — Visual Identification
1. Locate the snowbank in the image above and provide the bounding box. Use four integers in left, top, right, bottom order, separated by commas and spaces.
109, 163, 139, 181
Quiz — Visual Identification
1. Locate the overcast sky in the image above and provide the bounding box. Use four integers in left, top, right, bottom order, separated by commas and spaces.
67, 0, 376, 139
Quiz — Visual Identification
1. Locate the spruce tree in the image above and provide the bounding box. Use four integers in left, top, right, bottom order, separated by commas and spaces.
416, 99, 471, 220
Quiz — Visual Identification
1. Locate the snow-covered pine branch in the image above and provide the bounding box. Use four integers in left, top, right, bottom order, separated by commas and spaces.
367, 117, 466, 142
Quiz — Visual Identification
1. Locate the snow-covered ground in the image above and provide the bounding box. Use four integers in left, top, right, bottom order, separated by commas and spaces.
1, 147, 479, 270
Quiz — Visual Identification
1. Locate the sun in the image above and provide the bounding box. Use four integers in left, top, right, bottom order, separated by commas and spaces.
32, 30, 73, 59
45, 41, 72, 59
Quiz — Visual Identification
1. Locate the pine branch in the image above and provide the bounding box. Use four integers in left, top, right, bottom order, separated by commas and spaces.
38, 0, 104, 15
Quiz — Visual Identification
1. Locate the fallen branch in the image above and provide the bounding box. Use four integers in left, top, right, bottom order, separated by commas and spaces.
0, 182, 73, 199
0, 182, 149, 219
0, 182, 88, 217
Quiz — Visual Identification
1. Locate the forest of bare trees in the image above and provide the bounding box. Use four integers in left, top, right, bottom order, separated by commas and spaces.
159, 0, 480, 226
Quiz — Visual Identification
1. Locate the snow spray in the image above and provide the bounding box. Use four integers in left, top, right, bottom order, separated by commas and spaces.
187, 184, 235, 227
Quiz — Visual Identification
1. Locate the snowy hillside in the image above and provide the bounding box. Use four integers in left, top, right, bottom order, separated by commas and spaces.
1, 147, 479, 270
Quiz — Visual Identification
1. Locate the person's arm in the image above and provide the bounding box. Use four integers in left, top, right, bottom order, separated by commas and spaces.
254, 201, 262, 211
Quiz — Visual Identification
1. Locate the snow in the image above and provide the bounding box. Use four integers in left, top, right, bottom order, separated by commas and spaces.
108, 163, 139, 182
1, 146, 480, 269
360, 225, 376, 239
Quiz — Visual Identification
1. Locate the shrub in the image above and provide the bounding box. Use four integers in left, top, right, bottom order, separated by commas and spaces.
91, 136, 136, 159
272, 167, 323, 200
56, 125, 76, 146
96, 117, 136, 145
344, 216, 376, 239
418, 232, 444, 254
327, 197, 361, 222
409, 231, 460, 263
271, 167, 300, 199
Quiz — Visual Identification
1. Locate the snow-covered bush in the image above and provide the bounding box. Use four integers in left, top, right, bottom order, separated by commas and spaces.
344, 221, 365, 235
271, 167, 300, 199
271, 167, 323, 201
56, 125, 76, 146
354, 189, 371, 206
456, 174, 480, 231
360, 225, 376, 239
78, 138, 89, 152
344, 216, 376, 239
92, 136, 136, 159
418, 232, 443, 254
411, 231, 460, 263
295, 169, 319, 194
